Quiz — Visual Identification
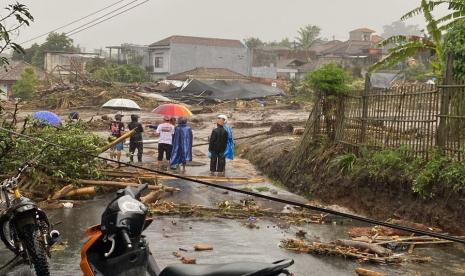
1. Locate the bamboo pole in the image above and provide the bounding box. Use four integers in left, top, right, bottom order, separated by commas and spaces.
75, 179, 180, 192
99, 129, 136, 152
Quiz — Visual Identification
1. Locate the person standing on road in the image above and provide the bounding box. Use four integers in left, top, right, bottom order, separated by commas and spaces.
109, 114, 125, 164
209, 115, 229, 176
223, 115, 235, 162
155, 116, 175, 169
170, 117, 193, 172
128, 114, 144, 163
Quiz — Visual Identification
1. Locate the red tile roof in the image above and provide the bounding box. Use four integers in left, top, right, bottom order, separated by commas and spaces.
150, 35, 244, 48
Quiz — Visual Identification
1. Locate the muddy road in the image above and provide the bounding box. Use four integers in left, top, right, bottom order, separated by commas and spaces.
1, 163, 465, 275
1, 107, 465, 275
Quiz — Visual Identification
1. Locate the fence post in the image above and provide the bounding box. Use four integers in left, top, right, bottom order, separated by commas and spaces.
359, 73, 370, 144
437, 53, 454, 151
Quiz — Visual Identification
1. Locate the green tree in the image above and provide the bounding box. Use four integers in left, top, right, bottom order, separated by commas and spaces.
295, 25, 321, 50
0, 3, 34, 67
305, 63, 348, 141
243, 37, 264, 49
12, 67, 38, 99
305, 63, 348, 95
12, 43, 39, 63
443, 19, 465, 78
370, 0, 443, 75
381, 20, 422, 38
91, 64, 149, 83
29, 32, 78, 68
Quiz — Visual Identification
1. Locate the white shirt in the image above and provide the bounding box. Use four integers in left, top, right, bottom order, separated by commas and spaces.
156, 123, 175, 145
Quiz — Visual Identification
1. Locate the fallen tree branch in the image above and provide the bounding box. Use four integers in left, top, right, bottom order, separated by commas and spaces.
75, 179, 180, 192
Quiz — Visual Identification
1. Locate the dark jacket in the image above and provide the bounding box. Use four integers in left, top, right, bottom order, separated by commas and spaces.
209, 125, 228, 153
128, 121, 144, 142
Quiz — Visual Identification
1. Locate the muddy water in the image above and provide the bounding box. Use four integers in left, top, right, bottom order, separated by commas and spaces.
1, 178, 465, 276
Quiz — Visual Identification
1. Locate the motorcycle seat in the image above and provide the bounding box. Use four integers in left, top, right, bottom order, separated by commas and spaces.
159, 259, 293, 276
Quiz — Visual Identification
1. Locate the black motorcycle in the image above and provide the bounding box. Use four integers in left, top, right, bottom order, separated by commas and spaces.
81, 183, 294, 276
0, 161, 60, 276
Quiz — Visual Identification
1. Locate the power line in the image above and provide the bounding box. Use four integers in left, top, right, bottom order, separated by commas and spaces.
20, 0, 129, 45
64, 0, 140, 36
1, 126, 465, 244
67, 0, 150, 37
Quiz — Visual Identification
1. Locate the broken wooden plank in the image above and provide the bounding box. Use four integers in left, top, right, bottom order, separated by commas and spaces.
75, 179, 180, 192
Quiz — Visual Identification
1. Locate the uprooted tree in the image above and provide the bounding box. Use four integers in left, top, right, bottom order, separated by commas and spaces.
0, 105, 105, 196
285, 63, 349, 180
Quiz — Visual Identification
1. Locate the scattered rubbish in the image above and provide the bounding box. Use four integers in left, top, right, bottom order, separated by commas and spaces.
296, 230, 307, 239
180, 257, 196, 264
50, 241, 68, 252
355, 267, 385, 276
280, 239, 431, 265
172, 252, 181, 258
62, 202, 74, 209
149, 200, 328, 226
194, 243, 213, 251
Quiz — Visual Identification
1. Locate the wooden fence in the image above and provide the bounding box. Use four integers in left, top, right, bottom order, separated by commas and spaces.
313, 75, 465, 160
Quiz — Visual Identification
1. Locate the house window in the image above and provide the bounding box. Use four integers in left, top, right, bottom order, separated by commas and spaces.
154, 57, 164, 68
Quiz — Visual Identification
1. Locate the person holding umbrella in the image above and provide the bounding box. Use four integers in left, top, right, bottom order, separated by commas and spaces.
170, 117, 193, 172
127, 114, 144, 163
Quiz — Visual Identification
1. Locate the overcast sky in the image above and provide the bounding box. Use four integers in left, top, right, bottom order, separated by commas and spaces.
7, 0, 439, 51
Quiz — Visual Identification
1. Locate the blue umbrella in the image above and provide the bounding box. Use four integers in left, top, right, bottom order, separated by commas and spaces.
32, 111, 62, 127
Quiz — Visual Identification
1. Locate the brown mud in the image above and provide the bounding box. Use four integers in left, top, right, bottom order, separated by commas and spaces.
238, 134, 465, 235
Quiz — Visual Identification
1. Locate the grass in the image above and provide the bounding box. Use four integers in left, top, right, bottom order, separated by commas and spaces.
255, 186, 270, 192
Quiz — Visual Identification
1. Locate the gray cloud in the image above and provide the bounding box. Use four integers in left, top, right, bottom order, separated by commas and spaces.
9, 0, 436, 51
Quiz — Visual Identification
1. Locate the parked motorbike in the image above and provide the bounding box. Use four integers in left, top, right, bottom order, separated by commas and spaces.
0, 161, 60, 276
81, 183, 294, 276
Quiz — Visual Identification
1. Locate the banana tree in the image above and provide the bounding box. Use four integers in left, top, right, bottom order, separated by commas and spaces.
370, 0, 444, 74
402, 0, 465, 30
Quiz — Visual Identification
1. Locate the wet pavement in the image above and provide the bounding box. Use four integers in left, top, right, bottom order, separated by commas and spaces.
2, 175, 465, 276
2, 109, 465, 275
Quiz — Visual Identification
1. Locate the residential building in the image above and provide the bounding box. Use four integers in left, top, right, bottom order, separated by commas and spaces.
147, 35, 251, 79
0, 61, 45, 99
44, 51, 101, 76
106, 43, 150, 68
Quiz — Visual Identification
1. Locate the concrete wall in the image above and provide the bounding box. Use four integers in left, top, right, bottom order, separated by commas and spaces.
168, 44, 251, 76
252, 66, 277, 79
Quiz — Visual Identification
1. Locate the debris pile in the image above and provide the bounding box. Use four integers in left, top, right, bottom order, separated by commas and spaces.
24, 84, 159, 110
149, 200, 328, 225
280, 239, 431, 264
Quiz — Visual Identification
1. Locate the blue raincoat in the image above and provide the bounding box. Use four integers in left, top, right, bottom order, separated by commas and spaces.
170, 122, 193, 167
209, 123, 234, 160
224, 123, 234, 160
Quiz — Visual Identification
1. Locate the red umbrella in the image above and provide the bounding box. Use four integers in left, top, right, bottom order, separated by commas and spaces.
152, 104, 193, 117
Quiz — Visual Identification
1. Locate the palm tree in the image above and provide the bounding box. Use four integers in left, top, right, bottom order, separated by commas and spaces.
295, 25, 321, 50
370, 0, 444, 74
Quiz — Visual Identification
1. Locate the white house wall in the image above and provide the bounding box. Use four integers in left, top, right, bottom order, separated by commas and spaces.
168, 44, 251, 76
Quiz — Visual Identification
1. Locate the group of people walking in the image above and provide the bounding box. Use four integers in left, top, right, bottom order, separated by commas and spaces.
108, 113, 234, 176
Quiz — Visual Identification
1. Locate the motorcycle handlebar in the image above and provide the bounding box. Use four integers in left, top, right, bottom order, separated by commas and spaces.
120, 229, 132, 249
133, 183, 148, 199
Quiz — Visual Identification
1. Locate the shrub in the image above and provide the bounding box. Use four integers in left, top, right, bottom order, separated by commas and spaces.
12, 67, 39, 99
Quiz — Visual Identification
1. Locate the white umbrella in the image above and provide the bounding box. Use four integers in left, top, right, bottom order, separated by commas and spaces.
101, 98, 141, 111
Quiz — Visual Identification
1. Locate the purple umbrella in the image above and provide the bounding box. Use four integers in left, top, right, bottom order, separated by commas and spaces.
32, 111, 62, 127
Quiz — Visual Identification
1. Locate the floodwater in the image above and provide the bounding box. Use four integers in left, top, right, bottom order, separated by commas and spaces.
1, 177, 465, 276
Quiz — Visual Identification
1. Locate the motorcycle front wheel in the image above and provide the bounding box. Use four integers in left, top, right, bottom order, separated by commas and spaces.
21, 224, 50, 276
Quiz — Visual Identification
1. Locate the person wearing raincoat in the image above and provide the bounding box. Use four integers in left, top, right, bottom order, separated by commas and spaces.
209, 114, 233, 176
170, 117, 193, 172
